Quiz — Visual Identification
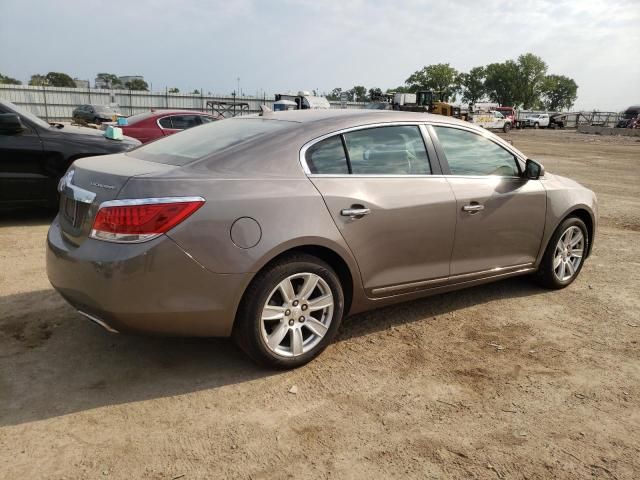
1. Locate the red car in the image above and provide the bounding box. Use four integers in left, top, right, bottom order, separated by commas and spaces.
112, 110, 219, 143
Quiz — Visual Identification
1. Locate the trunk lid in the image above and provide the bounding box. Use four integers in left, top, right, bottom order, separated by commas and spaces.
58, 153, 177, 245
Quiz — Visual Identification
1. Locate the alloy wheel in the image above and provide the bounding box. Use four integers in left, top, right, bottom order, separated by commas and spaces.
553, 226, 584, 282
260, 273, 334, 357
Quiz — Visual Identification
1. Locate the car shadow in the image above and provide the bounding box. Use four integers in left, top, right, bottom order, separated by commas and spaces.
0, 277, 544, 427
0, 207, 57, 227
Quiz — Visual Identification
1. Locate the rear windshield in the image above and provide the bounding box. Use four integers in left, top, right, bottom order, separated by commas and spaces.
128, 118, 291, 165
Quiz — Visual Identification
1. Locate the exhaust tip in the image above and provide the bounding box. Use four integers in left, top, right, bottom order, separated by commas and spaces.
78, 310, 119, 334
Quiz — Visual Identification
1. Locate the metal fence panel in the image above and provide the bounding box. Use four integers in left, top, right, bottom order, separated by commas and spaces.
0, 84, 367, 121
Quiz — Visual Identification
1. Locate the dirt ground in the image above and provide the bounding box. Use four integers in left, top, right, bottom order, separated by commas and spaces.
1, 129, 639, 479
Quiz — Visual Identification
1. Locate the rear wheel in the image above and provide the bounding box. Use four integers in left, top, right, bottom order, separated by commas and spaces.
233, 253, 344, 369
535, 217, 588, 289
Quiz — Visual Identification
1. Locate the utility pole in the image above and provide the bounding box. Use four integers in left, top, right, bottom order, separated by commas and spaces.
237, 77, 240, 98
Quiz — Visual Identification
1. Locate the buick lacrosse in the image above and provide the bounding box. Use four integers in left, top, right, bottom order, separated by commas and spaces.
47, 110, 597, 368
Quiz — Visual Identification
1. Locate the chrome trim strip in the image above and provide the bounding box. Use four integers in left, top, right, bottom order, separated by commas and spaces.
78, 310, 119, 333
58, 170, 96, 204
97, 196, 206, 209
306, 174, 524, 179
371, 263, 535, 296
299, 120, 527, 177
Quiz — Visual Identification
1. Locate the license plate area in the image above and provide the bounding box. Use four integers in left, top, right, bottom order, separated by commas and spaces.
62, 195, 87, 229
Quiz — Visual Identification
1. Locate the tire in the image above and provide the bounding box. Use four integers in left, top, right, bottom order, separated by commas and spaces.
534, 122, 539, 129
233, 253, 345, 369
535, 217, 589, 289
503, 122, 511, 133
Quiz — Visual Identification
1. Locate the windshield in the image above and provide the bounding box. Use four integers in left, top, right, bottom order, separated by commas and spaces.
95, 105, 115, 115
0, 100, 51, 129
128, 118, 292, 165
623, 111, 638, 119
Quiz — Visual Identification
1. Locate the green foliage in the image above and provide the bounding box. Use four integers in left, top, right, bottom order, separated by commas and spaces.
28, 74, 47, 86
192, 89, 201, 95
405, 63, 459, 101
327, 87, 342, 101
347, 86, 367, 102
402, 53, 577, 110
367, 87, 384, 101
44, 72, 76, 87
539, 75, 578, 111
96, 73, 122, 89
168, 87, 179, 93
514, 53, 548, 109
458, 66, 486, 105
484, 60, 521, 106
0, 73, 22, 85
125, 79, 149, 91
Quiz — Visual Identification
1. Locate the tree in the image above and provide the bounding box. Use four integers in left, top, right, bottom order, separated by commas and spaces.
125, 79, 149, 91
44, 72, 76, 87
28, 74, 47, 86
192, 89, 201, 95
367, 87, 384, 101
484, 60, 520, 106
515, 53, 548, 109
327, 87, 342, 101
96, 73, 122, 89
458, 66, 486, 105
405, 63, 459, 101
540, 74, 578, 111
347, 85, 367, 102
168, 87, 179, 93
0, 73, 21, 85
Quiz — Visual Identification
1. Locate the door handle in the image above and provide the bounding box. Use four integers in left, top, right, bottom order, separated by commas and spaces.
340, 207, 371, 218
462, 204, 484, 213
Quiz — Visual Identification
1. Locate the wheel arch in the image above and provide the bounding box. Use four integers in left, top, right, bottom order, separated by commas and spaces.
238, 242, 359, 325
541, 207, 595, 261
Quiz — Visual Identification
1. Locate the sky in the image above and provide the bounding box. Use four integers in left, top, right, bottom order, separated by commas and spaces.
1, 0, 638, 111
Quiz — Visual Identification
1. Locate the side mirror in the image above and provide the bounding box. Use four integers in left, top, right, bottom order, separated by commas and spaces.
524, 159, 545, 179
0, 113, 25, 134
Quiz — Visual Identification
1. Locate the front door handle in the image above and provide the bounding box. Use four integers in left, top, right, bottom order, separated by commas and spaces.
462, 204, 484, 213
341, 207, 371, 218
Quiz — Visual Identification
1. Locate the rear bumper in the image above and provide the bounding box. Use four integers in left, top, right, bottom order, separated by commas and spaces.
46, 215, 250, 337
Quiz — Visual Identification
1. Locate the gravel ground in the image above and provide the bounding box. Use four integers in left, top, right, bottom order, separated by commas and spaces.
0, 129, 639, 479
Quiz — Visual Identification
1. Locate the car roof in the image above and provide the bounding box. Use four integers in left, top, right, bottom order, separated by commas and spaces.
149, 109, 211, 117
258, 109, 463, 125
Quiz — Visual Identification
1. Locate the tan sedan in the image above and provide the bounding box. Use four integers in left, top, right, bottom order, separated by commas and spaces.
47, 110, 597, 368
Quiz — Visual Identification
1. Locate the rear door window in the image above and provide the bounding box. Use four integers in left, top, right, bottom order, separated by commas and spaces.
343, 125, 431, 175
158, 116, 173, 129
170, 115, 201, 130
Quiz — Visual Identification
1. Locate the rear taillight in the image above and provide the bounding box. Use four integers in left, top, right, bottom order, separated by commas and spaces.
90, 197, 205, 243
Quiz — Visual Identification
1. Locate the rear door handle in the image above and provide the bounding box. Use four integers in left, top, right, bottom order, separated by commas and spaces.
462, 204, 484, 212
340, 207, 371, 218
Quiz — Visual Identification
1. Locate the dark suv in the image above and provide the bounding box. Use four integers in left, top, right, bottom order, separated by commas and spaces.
0, 99, 140, 208
72, 104, 120, 125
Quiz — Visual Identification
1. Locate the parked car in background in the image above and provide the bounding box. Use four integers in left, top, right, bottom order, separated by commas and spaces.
525, 113, 550, 128
106, 110, 219, 144
0, 99, 140, 208
615, 105, 640, 128
470, 110, 512, 132
72, 104, 121, 125
47, 110, 597, 368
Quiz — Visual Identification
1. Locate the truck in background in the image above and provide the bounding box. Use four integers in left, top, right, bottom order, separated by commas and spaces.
273, 91, 331, 111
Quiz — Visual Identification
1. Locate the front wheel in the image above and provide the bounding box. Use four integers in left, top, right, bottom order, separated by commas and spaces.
233, 253, 344, 369
503, 123, 511, 133
534, 122, 540, 129
535, 217, 589, 289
